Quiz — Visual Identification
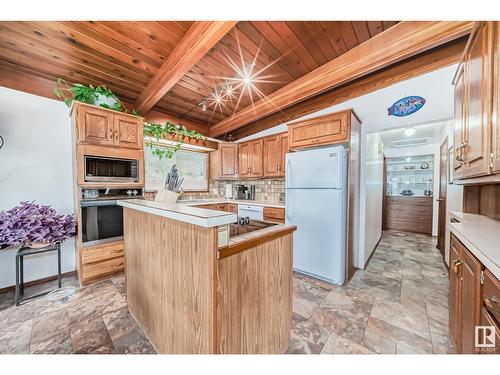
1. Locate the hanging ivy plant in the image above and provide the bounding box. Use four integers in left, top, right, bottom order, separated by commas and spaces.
143, 122, 206, 159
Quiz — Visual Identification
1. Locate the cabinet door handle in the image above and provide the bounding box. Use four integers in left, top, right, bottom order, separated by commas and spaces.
311, 138, 321, 143
452, 259, 463, 278
484, 296, 500, 313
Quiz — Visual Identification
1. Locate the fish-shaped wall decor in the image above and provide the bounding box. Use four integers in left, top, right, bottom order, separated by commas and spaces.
387, 96, 426, 117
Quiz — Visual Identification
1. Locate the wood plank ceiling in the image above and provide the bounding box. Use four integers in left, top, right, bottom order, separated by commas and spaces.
0, 21, 397, 133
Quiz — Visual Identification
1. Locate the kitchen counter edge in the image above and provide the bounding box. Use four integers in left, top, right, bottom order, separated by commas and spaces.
118, 199, 237, 228
449, 211, 500, 280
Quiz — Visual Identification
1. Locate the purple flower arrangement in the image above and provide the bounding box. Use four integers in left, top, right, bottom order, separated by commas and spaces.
0, 201, 76, 248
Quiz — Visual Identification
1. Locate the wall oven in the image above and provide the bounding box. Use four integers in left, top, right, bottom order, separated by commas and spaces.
84, 156, 139, 183
80, 188, 142, 245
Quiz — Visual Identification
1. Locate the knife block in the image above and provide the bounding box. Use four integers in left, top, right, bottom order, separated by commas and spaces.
154, 188, 180, 204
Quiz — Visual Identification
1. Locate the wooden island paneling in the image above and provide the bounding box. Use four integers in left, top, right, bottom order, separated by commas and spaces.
120, 200, 295, 354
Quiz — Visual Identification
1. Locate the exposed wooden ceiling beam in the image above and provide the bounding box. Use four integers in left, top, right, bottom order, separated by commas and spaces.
0, 62, 210, 136
134, 21, 237, 114
230, 37, 467, 140
210, 21, 473, 138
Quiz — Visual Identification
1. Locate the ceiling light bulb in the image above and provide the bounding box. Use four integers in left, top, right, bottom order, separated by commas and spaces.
201, 102, 207, 111
403, 128, 416, 137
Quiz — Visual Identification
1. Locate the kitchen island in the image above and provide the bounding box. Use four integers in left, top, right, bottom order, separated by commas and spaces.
117, 199, 296, 354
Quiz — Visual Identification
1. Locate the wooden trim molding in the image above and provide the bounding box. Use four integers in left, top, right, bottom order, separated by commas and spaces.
134, 21, 237, 114
209, 21, 473, 137
230, 37, 468, 140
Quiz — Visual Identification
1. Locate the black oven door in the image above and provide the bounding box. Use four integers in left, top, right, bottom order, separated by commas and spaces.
81, 200, 123, 244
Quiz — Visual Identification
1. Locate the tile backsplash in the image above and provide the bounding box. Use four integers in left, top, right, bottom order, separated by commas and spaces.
145, 179, 285, 203
181, 179, 285, 203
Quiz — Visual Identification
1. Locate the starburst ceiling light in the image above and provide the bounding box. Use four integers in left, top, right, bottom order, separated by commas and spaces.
197, 30, 281, 119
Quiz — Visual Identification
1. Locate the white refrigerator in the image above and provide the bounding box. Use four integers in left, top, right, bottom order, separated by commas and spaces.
285, 145, 347, 285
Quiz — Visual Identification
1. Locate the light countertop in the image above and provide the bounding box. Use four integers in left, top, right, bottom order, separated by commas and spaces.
178, 198, 285, 208
449, 211, 500, 280
118, 199, 237, 228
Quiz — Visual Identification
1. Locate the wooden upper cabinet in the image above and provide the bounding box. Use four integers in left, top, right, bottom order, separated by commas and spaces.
462, 22, 492, 178
453, 65, 466, 179
76, 105, 114, 146
113, 114, 143, 149
249, 139, 263, 178
263, 133, 287, 177
263, 135, 280, 177
287, 111, 350, 150
219, 143, 239, 179
492, 22, 500, 173
238, 142, 251, 178
239, 139, 263, 178
280, 134, 289, 174
74, 103, 143, 149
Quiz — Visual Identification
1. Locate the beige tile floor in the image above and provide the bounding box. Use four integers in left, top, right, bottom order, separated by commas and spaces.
0, 230, 452, 354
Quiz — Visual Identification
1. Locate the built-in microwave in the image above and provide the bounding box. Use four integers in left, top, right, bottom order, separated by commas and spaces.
84, 156, 139, 183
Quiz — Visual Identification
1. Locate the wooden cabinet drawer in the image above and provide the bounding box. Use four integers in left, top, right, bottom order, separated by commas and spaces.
386, 196, 433, 206
82, 241, 124, 265
288, 112, 348, 149
386, 218, 432, 234
82, 256, 125, 281
483, 269, 500, 325
263, 207, 285, 223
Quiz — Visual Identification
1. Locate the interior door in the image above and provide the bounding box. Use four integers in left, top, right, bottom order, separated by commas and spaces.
285, 188, 346, 284
436, 138, 448, 257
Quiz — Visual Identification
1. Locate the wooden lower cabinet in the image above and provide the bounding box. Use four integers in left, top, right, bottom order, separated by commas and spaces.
263, 207, 285, 223
449, 234, 500, 354
385, 196, 433, 234
80, 240, 125, 284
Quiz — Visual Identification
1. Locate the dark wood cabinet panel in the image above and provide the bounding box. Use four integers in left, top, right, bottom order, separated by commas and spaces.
449, 235, 462, 352
462, 22, 491, 178
263, 207, 285, 223
492, 22, 500, 173
453, 65, 466, 179
460, 244, 482, 353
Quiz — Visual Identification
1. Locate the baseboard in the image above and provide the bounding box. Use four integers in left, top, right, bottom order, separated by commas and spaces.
0, 270, 77, 294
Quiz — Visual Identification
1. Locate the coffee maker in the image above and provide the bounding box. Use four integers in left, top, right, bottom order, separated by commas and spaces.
235, 184, 247, 200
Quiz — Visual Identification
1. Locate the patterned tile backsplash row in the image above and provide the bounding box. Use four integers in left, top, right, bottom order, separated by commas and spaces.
181, 179, 285, 203
144, 179, 285, 203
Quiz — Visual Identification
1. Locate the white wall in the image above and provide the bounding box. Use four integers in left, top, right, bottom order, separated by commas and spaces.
357, 131, 384, 268
0, 86, 75, 289
383, 143, 441, 236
